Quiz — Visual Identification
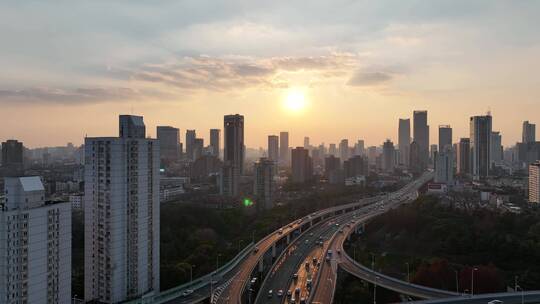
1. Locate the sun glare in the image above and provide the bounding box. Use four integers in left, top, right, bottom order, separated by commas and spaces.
284, 89, 307, 112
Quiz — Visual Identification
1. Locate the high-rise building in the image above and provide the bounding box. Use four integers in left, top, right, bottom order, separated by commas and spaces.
435, 148, 454, 185
119, 115, 146, 138
291, 147, 313, 183
344, 155, 368, 178
0, 176, 71, 303
185, 129, 196, 160
367, 146, 378, 165
222, 114, 244, 197
382, 139, 395, 173
84, 115, 160, 302
398, 119, 411, 166
304, 137, 310, 149
279, 132, 289, 166
413, 110, 429, 171
329, 144, 337, 156
1, 139, 24, 176
355, 140, 365, 156
457, 138, 471, 175
339, 139, 349, 162
490, 131, 503, 166
193, 138, 204, 160
268, 135, 279, 163
324, 155, 342, 184
409, 141, 422, 175
523, 121, 536, 144
254, 158, 276, 209
430, 144, 438, 165
438, 125, 453, 152
157, 126, 180, 161
470, 114, 492, 180
529, 161, 540, 203
210, 129, 220, 158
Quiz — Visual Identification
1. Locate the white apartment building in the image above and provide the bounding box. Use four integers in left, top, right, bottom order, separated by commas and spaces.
84, 115, 160, 303
0, 176, 71, 304
529, 161, 540, 203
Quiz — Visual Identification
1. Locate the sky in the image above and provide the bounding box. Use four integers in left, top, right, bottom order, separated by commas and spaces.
1, 0, 539, 148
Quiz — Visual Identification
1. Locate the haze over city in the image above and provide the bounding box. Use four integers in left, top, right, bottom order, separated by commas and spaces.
2, 0, 540, 147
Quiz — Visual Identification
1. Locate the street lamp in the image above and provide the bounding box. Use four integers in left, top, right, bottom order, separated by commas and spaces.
405, 262, 410, 283
454, 270, 459, 293
189, 264, 196, 283
216, 254, 222, 271
471, 267, 478, 296
374, 276, 380, 304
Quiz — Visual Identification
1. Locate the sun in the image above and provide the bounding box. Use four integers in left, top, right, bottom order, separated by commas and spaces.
283, 89, 307, 112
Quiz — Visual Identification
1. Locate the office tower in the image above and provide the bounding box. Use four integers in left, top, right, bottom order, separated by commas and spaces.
291, 147, 313, 183
344, 155, 368, 178
0, 176, 71, 303
409, 141, 422, 175
382, 140, 395, 173
311, 148, 323, 172
268, 135, 279, 163
470, 114, 492, 180
438, 125, 452, 152
210, 129, 220, 158
193, 138, 204, 160
324, 155, 342, 184
523, 121, 536, 144
329, 144, 337, 156
84, 115, 160, 302
157, 126, 180, 161
435, 148, 454, 185
221, 115, 244, 197
398, 119, 411, 166
119, 115, 146, 138
367, 146, 378, 165
191, 155, 222, 182
279, 132, 290, 166
430, 144, 438, 165
254, 158, 276, 209
339, 139, 349, 162
355, 140, 365, 156
457, 138, 471, 175
413, 110, 429, 171
490, 131, 503, 165
529, 162, 540, 203
185, 129, 196, 160
304, 137, 310, 149
1, 139, 24, 176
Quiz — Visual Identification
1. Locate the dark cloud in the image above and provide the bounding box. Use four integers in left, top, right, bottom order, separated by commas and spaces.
0, 87, 141, 104
132, 54, 356, 91
347, 71, 393, 87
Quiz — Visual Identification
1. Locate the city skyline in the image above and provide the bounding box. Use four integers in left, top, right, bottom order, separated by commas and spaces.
1, 1, 540, 147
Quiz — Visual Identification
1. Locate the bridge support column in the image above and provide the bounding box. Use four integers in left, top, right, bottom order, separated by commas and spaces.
258, 259, 264, 272
272, 243, 277, 258
286, 234, 290, 244
347, 234, 351, 241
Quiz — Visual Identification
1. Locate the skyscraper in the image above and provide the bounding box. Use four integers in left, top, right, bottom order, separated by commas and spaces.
413, 111, 429, 171
279, 132, 289, 166
185, 129, 196, 160
344, 155, 368, 178
398, 119, 411, 166
1, 139, 24, 175
435, 148, 454, 185
254, 158, 276, 209
329, 143, 337, 156
304, 137, 310, 149
490, 131, 503, 165
355, 140, 365, 156
470, 114, 492, 180
210, 129, 220, 158
438, 125, 452, 152
522, 121, 536, 144
193, 138, 204, 160
291, 147, 313, 183
324, 155, 342, 184
0, 176, 71, 303
221, 114, 244, 197
529, 161, 540, 203
157, 126, 180, 161
268, 135, 279, 162
457, 138, 471, 175
382, 139, 395, 173
85, 115, 160, 302
339, 139, 349, 162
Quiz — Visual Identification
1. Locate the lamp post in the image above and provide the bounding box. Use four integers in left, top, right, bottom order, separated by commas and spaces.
189, 264, 196, 283
374, 276, 380, 304
405, 262, 410, 283
454, 270, 459, 293
471, 267, 478, 296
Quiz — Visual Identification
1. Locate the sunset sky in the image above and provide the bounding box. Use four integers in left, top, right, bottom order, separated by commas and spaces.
1, 0, 539, 148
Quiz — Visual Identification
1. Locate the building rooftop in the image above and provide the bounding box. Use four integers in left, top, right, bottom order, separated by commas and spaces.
19, 176, 45, 192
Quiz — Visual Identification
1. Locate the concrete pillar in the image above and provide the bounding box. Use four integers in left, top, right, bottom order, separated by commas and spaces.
286, 234, 290, 244
258, 259, 264, 272
272, 243, 277, 258
347, 234, 351, 241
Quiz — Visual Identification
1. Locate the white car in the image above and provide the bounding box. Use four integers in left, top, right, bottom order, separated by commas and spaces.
181, 289, 194, 297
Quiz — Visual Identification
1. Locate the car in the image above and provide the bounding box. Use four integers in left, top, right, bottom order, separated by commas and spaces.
335, 223, 340, 227
287, 290, 292, 298
488, 301, 503, 304
250, 277, 257, 285
312, 257, 318, 264
267, 290, 273, 298
309, 232, 314, 236
181, 289, 194, 297
300, 297, 306, 304
326, 255, 331, 262
307, 278, 312, 286
295, 287, 301, 295
305, 262, 310, 270
278, 228, 284, 234
277, 290, 284, 297
338, 229, 344, 233
337, 249, 341, 255
293, 273, 298, 280
253, 247, 259, 253
290, 297, 296, 304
